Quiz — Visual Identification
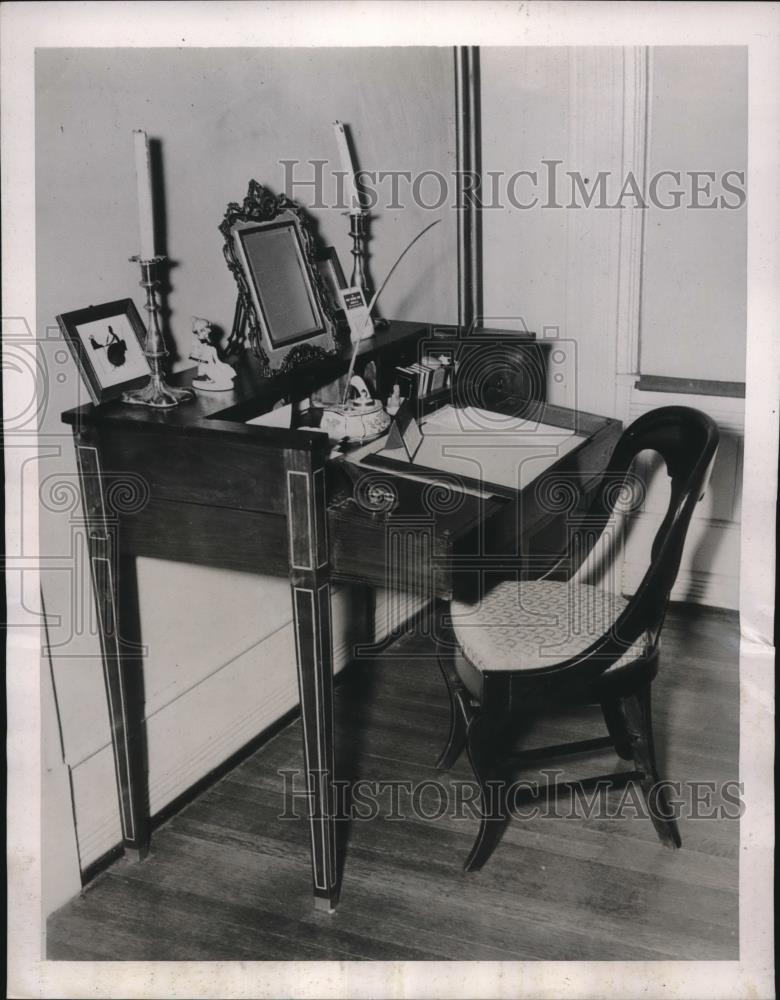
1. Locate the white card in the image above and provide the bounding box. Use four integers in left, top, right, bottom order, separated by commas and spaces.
338, 285, 373, 342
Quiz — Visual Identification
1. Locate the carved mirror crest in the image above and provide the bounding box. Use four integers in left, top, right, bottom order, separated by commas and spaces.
220, 181, 343, 376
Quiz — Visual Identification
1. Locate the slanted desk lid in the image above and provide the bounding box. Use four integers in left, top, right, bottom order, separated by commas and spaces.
364, 404, 582, 495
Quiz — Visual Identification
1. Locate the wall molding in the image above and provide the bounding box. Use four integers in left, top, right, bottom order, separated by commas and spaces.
565, 47, 641, 418
627, 386, 745, 435
615, 47, 649, 380
635, 374, 745, 398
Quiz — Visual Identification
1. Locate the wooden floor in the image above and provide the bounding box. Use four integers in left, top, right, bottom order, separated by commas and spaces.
47, 604, 740, 962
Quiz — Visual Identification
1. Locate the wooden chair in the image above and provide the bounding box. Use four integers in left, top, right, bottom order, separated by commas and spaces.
435, 405, 720, 870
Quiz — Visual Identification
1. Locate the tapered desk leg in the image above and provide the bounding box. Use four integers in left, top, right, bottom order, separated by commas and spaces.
285, 454, 338, 912
75, 436, 150, 860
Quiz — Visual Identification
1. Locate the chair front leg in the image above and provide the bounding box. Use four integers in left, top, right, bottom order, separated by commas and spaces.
623, 685, 682, 849
463, 710, 512, 871
434, 600, 472, 771
436, 674, 471, 771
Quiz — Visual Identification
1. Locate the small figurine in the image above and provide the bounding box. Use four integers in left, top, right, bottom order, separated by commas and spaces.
386, 384, 403, 416
189, 317, 236, 392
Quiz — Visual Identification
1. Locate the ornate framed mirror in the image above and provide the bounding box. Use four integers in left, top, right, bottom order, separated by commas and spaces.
220, 181, 343, 375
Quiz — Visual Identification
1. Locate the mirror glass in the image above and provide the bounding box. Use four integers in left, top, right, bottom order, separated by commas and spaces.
238, 222, 323, 348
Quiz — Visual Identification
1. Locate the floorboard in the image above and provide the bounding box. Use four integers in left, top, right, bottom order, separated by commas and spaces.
46, 603, 740, 961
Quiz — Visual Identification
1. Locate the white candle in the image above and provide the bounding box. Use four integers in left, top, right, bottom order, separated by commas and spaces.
333, 120, 361, 211
133, 129, 156, 259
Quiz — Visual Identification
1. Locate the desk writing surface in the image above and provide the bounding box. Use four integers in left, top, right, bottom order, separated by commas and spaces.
357, 404, 582, 494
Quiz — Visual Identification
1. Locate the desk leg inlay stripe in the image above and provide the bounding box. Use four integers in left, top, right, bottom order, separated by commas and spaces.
292, 584, 337, 900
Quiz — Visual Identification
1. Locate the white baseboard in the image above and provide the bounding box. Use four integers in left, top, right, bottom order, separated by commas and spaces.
620, 512, 741, 614
622, 558, 740, 610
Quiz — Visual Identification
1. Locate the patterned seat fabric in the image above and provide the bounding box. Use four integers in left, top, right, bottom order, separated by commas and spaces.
450, 581, 646, 696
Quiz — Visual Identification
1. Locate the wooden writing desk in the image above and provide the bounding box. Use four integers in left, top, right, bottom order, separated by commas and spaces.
62, 320, 621, 911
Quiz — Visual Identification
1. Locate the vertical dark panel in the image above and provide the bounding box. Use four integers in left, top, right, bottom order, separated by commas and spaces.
455, 45, 483, 332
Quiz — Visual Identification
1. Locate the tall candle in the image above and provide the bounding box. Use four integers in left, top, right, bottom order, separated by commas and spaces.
333, 120, 361, 211
133, 129, 156, 259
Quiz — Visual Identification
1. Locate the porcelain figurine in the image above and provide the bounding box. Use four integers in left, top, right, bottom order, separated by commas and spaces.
189, 317, 236, 392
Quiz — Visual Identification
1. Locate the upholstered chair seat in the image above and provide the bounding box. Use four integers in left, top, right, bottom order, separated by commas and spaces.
450, 580, 648, 697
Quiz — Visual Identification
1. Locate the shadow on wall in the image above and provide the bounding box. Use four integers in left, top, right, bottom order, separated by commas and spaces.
148, 138, 182, 364
624, 448, 732, 606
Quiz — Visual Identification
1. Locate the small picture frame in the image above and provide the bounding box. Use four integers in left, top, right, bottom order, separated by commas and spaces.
316, 247, 351, 339
56, 298, 151, 404
316, 246, 348, 309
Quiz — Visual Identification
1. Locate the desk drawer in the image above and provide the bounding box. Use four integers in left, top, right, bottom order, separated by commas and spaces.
327, 480, 501, 598
95, 427, 288, 515
118, 499, 289, 576
328, 504, 454, 597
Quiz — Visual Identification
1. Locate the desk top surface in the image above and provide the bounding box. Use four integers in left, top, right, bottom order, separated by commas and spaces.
61, 320, 429, 442
62, 321, 616, 465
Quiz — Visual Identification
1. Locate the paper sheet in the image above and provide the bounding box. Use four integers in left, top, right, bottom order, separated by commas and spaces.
246, 403, 294, 428
366, 404, 582, 493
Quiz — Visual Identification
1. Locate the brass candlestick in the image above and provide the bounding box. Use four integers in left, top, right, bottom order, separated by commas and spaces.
347, 211, 376, 329
347, 210, 369, 294
122, 256, 195, 409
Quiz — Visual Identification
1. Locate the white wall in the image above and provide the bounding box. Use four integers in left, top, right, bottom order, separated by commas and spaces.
641, 47, 747, 381
625, 47, 745, 607
481, 46, 744, 609
37, 47, 456, 902
481, 47, 569, 340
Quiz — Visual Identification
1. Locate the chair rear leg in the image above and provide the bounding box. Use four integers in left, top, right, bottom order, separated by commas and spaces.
463, 712, 511, 871
600, 695, 634, 760
623, 685, 682, 849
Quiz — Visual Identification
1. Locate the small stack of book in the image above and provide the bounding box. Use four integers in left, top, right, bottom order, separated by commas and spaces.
393, 352, 455, 401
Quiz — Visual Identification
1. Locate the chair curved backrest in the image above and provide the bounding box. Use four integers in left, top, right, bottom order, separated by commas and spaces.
606, 406, 719, 642
517, 406, 719, 689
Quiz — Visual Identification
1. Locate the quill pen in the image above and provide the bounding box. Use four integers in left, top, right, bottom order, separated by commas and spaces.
340, 219, 441, 405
